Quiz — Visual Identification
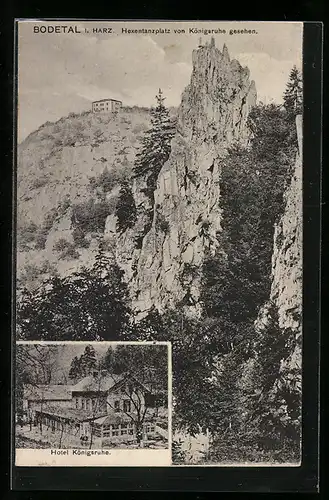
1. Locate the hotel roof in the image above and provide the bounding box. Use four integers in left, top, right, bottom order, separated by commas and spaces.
71, 373, 152, 395
71, 373, 123, 393
24, 385, 72, 401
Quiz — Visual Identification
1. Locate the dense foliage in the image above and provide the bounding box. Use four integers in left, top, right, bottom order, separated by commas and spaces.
201, 103, 297, 323
196, 103, 300, 462
17, 249, 131, 341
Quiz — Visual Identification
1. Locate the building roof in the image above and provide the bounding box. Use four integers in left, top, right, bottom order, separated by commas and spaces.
24, 385, 72, 401
24, 373, 157, 400
35, 404, 107, 422
71, 373, 123, 393
71, 372, 152, 395
92, 98, 122, 104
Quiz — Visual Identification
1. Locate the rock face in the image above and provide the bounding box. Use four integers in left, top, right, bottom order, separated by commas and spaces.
271, 115, 302, 334
117, 40, 257, 317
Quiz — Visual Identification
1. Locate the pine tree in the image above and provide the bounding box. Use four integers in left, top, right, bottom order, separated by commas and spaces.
68, 356, 81, 380
283, 66, 303, 116
133, 89, 175, 197
80, 345, 97, 376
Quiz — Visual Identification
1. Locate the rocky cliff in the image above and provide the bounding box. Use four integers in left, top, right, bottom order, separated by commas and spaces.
115, 39, 257, 317
16, 108, 153, 289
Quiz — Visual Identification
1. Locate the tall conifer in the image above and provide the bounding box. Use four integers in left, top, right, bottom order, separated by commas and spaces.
283, 66, 303, 116
133, 89, 175, 191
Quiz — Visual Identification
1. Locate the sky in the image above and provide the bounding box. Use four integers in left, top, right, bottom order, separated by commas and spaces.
17, 21, 303, 142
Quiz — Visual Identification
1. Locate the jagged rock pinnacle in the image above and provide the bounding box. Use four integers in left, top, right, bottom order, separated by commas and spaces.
124, 44, 257, 317
222, 43, 230, 61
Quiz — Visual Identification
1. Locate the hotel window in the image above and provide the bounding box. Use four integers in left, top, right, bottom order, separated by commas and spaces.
82, 399, 86, 410
114, 400, 120, 412
128, 423, 134, 435
120, 424, 128, 435
111, 424, 119, 436
123, 400, 131, 413
75, 398, 79, 409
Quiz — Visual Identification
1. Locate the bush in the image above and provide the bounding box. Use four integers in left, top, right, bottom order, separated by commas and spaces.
89, 168, 118, 193
53, 238, 79, 260
60, 246, 80, 261
72, 227, 89, 248
31, 175, 49, 189
34, 232, 47, 250
17, 222, 38, 249
72, 199, 111, 234
43, 208, 58, 232
132, 123, 148, 135
53, 238, 71, 252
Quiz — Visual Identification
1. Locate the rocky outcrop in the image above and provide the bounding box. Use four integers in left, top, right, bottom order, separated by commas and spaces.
118, 40, 257, 317
16, 109, 152, 290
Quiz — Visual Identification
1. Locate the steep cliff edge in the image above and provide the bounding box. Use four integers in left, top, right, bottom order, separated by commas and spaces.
118, 40, 257, 317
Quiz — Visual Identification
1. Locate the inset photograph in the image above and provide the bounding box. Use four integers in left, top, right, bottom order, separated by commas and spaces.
15, 342, 171, 466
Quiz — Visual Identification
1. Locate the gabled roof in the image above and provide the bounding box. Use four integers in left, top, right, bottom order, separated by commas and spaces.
71, 372, 153, 396
71, 373, 123, 393
24, 385, 72, 401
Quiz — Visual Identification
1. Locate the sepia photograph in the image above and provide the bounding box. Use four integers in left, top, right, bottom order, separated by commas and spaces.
15, 342, 171, 465
15, 20, 303, 466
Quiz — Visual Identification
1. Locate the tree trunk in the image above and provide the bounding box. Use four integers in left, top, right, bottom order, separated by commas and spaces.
136, 423, 143, 448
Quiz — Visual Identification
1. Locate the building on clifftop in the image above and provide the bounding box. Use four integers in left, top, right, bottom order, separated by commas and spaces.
92, 98, 122, 113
